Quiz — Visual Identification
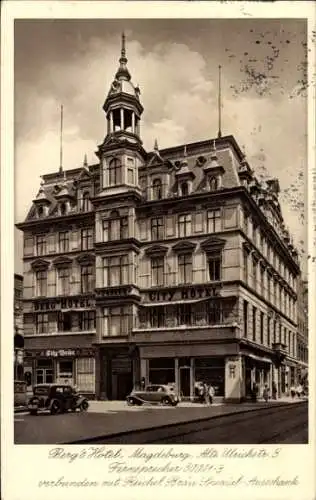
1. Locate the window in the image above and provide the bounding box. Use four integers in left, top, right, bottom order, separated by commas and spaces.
252, 257, 257, 291
279, 323, 282, 343
58, 312, 72, 332
103, 256, 129, 286
267, 317, 271, 345
103, 307, 129, 336
36, 235, 46, 256
252, 306, 257, 341
260, 265, 265, 296
103, 211, 128, 241
60, 203, 67, 216
36, 313, 48, 334
209, 176, 218, 191
81, 228, 93, 250
243, 300, 248, 338
58, 360, 73, 380
260, 312, 264, 344
76, 358, 95, 392
178, 214, 191, 237
80, 311, 96, 331
207, 302, 222, 324
59, 231, 69, 253
150, 307, 166, 328
38, 206, 44, 218
36, 270, 47, 296
109, 158, 122, 185
151, 217, 164, 240
82, 192, 90, 212
208, 253, 221, 281
152, 178, 162, 200
180, 182, 188, 196
127, 168, 134, 184
207, 209, 221, 233
273, 320, 277, 344
58, 267, 70, 295
178, 253, 193, 284
81, 265, 94, 293
243, 250, 248, 283
267, 274, 271, 302
151, 257, 164, 286
244, 213, 249, 234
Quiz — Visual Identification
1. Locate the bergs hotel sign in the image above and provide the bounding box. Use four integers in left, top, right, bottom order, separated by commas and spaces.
34, 297, 95, 311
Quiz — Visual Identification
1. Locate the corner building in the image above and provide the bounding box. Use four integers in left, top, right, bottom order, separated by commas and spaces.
17, 36, 305, 401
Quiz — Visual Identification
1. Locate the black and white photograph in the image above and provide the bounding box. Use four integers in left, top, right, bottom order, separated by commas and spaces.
11, 15, 310, 447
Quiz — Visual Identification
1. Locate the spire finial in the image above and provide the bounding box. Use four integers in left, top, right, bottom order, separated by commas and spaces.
59, 104, 64, 174
218, 65, 222, 139
83, 153, 88, 168
121, 32, 126, 58
154, 138, 159, 151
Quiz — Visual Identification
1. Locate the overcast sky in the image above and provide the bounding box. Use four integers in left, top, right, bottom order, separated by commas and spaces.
14, 19, 308, 274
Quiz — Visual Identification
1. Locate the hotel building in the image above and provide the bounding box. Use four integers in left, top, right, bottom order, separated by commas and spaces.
16, 35, 306, 401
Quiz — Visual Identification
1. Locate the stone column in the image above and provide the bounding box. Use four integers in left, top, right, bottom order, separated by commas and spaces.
140, 358, 148, 384
110, 112, 114, 133
120, 108, 124, 130
225, 356, 242, 402
131, 112, 135, 133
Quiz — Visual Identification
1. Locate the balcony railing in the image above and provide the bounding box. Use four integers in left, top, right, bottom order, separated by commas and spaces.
137, 311, 240, 330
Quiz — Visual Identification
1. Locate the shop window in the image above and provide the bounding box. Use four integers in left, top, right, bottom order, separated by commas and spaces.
152, 178, 162, 200
76, 358, 95, 392
81, 228, 93, 250
109, 158, 122, 185
103, 255, 128, 286
178, 214, 191, 237
58, 231, 69, 253
178, 253, 192, 284
207, 253, 221, 281
58, 360, 73, 381
36, 235, 46, 256
207, 209, 221, 233
36, 360, 53, 384
151, 217, 164, 240
151, 257, 164, 286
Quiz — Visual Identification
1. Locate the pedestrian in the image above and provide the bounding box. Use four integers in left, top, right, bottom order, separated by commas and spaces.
263, 384, 269, 402
272, 381, 277, 400
140, 377, 146, 390
290, 384, 296, 399
204, 383, 209, 405
296, 383, 303, 398
251, 382, 258, 402
208, 384, 215, 405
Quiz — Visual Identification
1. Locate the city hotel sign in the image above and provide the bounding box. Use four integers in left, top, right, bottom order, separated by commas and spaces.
34, 297, 95, 311
147, 285, 221, 302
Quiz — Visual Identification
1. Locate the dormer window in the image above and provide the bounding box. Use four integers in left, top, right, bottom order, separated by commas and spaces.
37, 206, 44, 218
82, 192, 90, 212
60, 203, 67, 216
180, 182, 189, 197
209, 176, 218, 191
152, 178, 162, 200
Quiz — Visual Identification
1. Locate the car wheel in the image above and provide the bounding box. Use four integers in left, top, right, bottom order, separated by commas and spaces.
80, 401, 89, 412
171, 401, 178, 407
50, 400, 61, 415
30, 410, 37, 416
162, 397, 171, 405
127, 397, 136, 406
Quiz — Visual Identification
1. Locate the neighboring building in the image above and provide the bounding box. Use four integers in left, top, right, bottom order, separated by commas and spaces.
14, 273, 24, 380
296, 278, 308, 388
16, 35, 306, 401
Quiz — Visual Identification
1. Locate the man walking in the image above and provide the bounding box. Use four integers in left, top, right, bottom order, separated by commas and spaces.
208, 384, 215, 405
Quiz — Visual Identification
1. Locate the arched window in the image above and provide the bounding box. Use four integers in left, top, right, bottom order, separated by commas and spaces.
60, 203, 67, 216
82, 192, 90, 212
180, 182, 189, 197
152, 178, 162, 200
209, 176, 218, 191
109, 158, 122, 186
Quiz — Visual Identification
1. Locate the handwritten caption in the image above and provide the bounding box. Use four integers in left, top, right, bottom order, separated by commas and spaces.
36, 446, 300, 489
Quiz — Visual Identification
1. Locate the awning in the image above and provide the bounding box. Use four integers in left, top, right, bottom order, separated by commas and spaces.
140, 298, 213, 307
243, 353, 272, 364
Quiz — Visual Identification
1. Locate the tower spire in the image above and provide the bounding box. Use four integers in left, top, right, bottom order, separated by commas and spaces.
116, 32, 130, 81
121, 32, 126, 59
59, 104, 64, 173
218, 65, 222, 139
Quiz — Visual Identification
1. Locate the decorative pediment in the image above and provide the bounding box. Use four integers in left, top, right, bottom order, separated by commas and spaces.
31, 259, 50, 271
77, 168, 92, 182
172, 241, 196, 253
77, 253, 95, 265
200, 237, 226, 252
52, 256, 73, 268
144, 244, 168, 257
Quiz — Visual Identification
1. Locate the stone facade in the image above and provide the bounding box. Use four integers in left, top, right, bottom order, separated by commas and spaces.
16, 35, 306, 400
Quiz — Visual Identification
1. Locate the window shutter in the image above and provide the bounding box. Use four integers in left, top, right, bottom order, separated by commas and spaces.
24, 237, 34, 257
194, 212, 203, 233
47, 269, 56, 297
47, 233, 56, 254
165, 215, 175, 237
70, 230, 79, 251
138, 219, 148, 241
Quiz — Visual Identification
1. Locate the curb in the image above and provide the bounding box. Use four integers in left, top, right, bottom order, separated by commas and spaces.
64, 400, 306, 445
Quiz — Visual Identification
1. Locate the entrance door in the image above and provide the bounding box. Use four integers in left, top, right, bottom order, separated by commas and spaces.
116, 373, 133, 400
180, 367, 190, 398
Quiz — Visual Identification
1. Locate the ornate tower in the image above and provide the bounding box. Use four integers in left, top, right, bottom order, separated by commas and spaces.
97, 33, 145, 192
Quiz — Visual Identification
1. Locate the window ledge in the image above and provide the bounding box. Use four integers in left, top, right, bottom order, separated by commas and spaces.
133, 323, 239, 332
24, 330, 96, 337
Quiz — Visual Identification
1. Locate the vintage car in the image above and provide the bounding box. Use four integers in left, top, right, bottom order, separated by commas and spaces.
27, 383, 89, 415
126, 384, 179, 406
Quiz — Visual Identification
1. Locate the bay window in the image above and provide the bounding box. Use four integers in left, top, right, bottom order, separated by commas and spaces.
103, 255, 129, 286
103, 307, 129, 336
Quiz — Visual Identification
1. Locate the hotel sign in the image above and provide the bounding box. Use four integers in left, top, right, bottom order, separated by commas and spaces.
34, 297, 95, 311
147, 285, 221, 302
